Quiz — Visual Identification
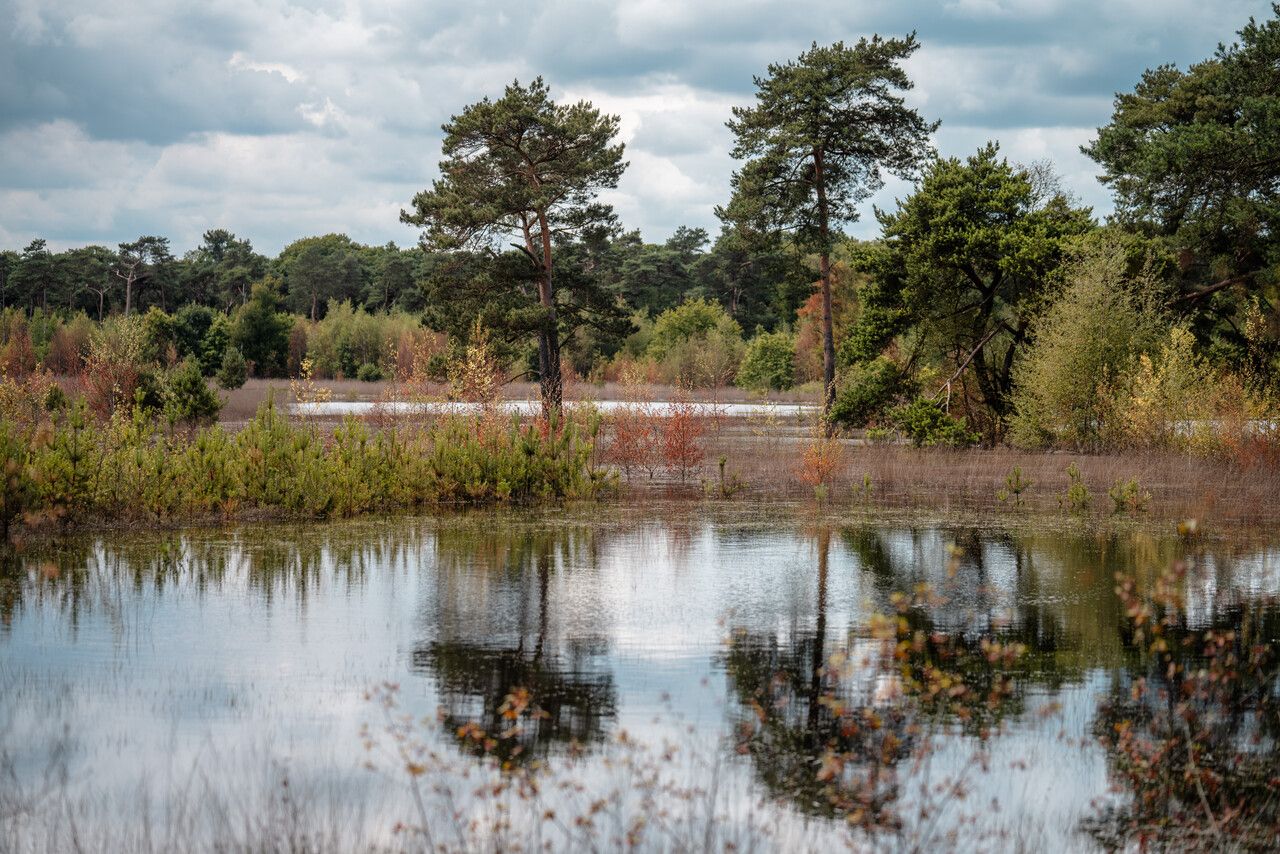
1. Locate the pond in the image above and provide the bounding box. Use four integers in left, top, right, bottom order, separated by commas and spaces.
1, 503, 1277, 851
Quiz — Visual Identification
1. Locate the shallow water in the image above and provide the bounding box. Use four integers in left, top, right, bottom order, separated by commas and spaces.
1, 503, 1276, 851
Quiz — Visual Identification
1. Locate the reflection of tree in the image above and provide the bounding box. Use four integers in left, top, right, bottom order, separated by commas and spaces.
723, 528, 918, 826
1087, 563, 1280, 850
723, 527, 1037, 832
412, 527, 616, 764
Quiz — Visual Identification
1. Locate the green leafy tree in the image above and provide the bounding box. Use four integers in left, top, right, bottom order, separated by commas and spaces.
737, 330, 797, 391
277, 234, 365, 321
852, 145, 1094, 434
719, 36, 937, 422
230, 278, 291, 377
1084, 6, 1280, 351
401, 77, 628, 416
182, 229, 268, 309
163, 358, 222, 425
1009, 241, 1165, 449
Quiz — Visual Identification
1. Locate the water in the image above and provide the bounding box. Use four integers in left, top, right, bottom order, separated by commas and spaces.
1, 503, 1276, 851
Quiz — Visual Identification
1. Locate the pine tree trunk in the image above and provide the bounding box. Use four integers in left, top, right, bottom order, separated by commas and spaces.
537, 213, 563, 419
814, 148, 836, 434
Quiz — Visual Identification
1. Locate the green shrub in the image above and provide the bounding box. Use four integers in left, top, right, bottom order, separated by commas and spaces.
1009, 242, 1164, 449
1058, 463, 1091, 512
217, 346, 248, 390
887, 398, 978, 448
1108, 477, 1150, 514
356, 362, 383, 382
163, 359, 222, 426
0, 421, 35, 538
737, 331, 796, 391
6, 402, 603, 533
199, 315, 230, 376
831, 357, 916, 427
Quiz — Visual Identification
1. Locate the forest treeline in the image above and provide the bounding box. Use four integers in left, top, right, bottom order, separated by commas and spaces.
1, 6, 1277, 452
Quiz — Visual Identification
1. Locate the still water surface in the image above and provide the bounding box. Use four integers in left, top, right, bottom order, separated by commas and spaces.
1, 503, 1276, 851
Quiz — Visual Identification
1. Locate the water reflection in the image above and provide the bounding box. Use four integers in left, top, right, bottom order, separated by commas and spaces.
0, 510, 1277, 850
411, 526, 616, 761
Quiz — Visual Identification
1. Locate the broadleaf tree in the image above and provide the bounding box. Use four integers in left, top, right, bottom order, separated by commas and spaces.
401, 78, 628, 416
718, 36, 937, 424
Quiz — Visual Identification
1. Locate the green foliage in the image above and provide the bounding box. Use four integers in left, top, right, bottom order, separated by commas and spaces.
853, 144, 1095, 425
719, 35, 936, 414
644, 298, 745, 387
216, 346, 247, 390
303, 300, 418, 378
1, 403, 602, 536
1084, 7, 1280, 344
0, 421, 34, 537
1008, 241, 1166, 448
887, 398, 979, 448
737, 330, 796, 391
1107, 477, 1150, 514
996, 466, 1032, 507
830, 356, 916, 427
139, 307, 177, 364
231, 278, 292, 377
162, 359, 222, 426
1058, 463, 1091, 512
402, 77, 628, 412
647, 298, 743, 361
356, 363, 382, 382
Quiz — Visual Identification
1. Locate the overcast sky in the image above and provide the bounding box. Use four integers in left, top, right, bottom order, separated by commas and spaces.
1, 0, 1272, 256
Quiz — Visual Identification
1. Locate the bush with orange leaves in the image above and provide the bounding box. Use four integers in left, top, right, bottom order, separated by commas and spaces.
797, 418, 844, 499
660, 392, 705, 482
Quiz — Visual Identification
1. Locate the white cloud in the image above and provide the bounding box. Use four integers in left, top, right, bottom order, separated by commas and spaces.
0, 0, 1274, 252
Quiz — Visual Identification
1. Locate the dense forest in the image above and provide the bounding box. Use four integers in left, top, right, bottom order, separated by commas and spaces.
1, 7, 1277, 450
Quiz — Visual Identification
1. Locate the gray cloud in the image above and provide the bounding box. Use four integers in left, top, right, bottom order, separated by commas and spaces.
0, 0, 1273, 254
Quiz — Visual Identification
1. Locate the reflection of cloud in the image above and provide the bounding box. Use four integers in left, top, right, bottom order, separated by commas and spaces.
0, 0, 1272, 251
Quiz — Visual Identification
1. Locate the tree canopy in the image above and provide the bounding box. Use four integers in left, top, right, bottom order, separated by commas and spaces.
720, 35, 937, 421
402, 77, 628, 415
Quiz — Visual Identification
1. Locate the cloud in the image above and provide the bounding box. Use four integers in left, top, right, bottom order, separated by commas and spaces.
0, 0, 1274, 254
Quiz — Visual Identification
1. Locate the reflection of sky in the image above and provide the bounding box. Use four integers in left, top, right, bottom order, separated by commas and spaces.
0, 511, 1277, 850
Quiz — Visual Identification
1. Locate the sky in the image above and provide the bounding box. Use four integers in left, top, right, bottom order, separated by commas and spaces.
0, 0, 1273, 256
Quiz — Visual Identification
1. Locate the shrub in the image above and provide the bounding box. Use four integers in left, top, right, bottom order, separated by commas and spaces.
645, 298, 744, 387
216, 346, 248, 390
81, 317, 148, 418
1009, 242, 1164, 448
830, 357, 916, 427
139, 306, 178, 365
356, 362, 383, 382
163, 359, 222, 426
888, 399, 978, 448
44, 314, 93, 375
0, 312, 37, 378
1058, 462, 1091, 512
1107, 477, 1150, 514
1108, 326, 1219, 450
737, 330, 797, 391
660, 394, 704, 481
199, 315, 230, 376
